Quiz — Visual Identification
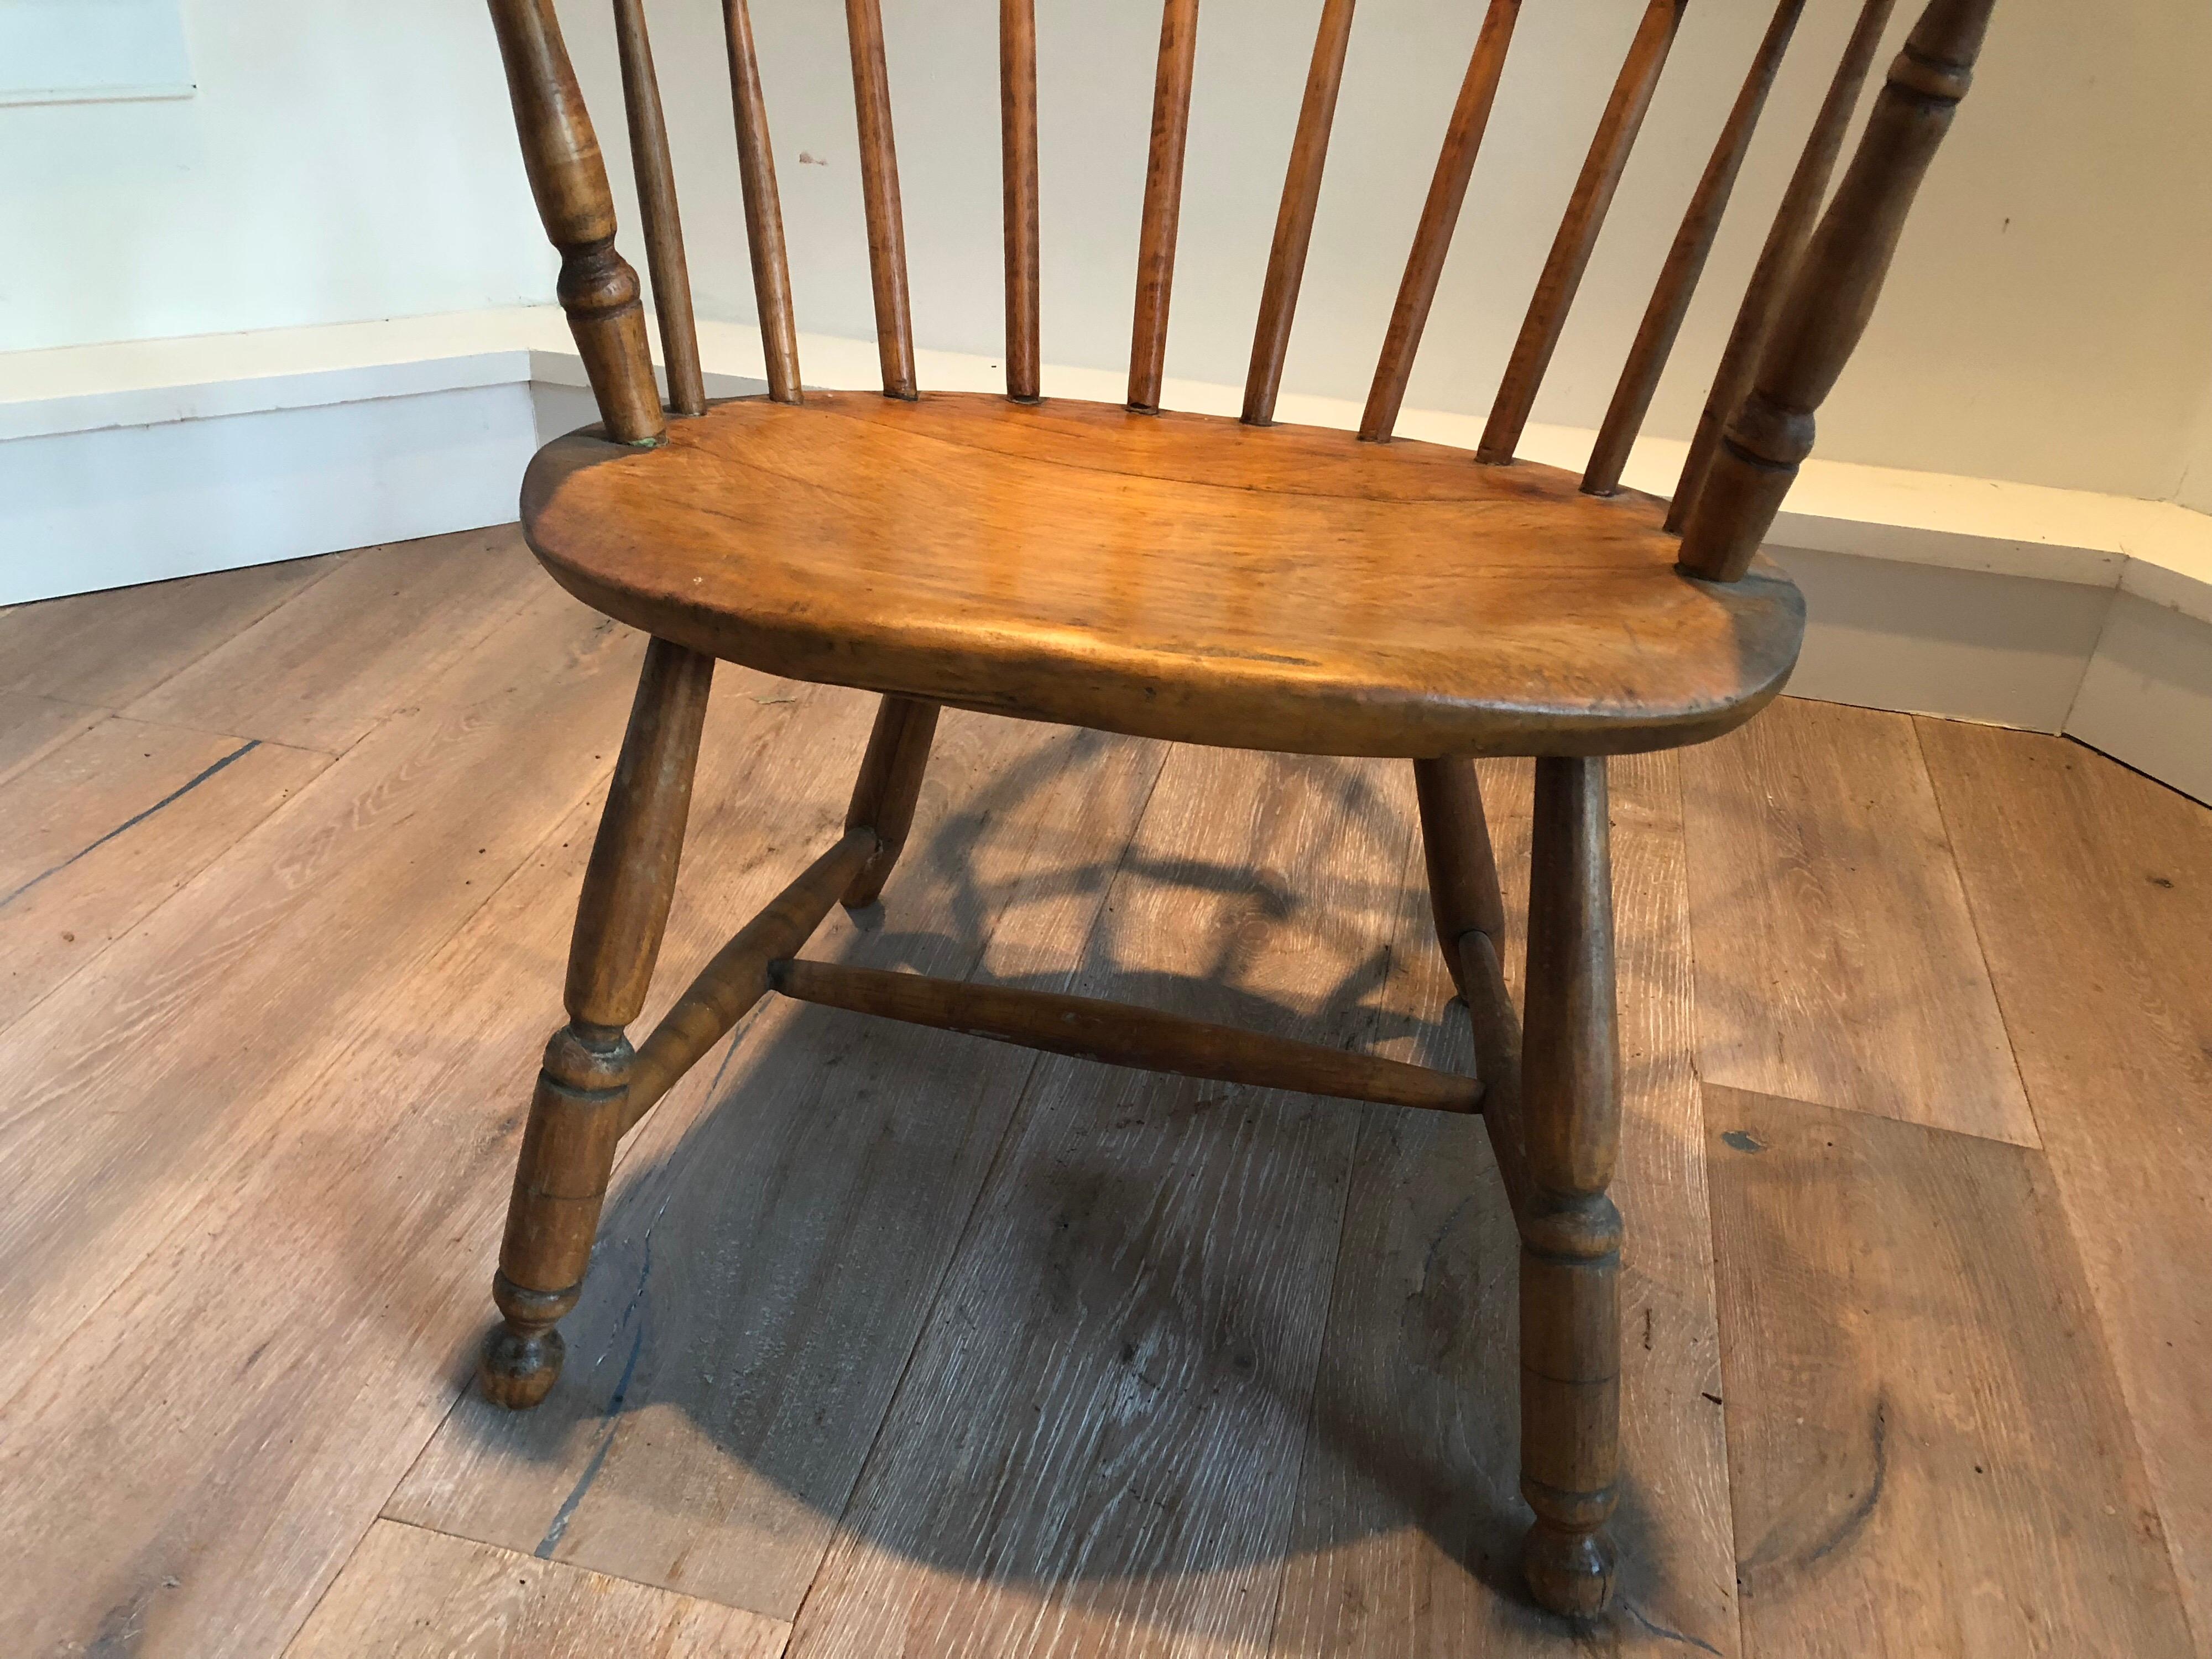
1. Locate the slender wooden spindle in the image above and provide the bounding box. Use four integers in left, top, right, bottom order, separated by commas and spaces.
1668, 0, 1896, 530
481, 639, 714, 1407
1582, 0, 1807, 495
612, 0, 706, 417
845, 0, 917, 399
1679, 0, 1997, 582
1128, 0, 1203, 412
722, 0, 802, 403
1241, 0, 1358, 426
1360, 0, 1521, 442
1516, 754, 1622, 1618
842, 693, 940, 909
1001, 0, 1041, 401
1478, 0, 1687, 465
487, 0, 664, 444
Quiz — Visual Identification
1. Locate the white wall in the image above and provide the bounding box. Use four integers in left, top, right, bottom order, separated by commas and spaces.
0, 0, 552, 353
550, 0, 2212, 503
6, 0, 2211, 505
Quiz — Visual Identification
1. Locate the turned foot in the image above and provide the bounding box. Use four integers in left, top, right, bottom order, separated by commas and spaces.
478, 1272, 578, 1409
1522, 1518, 1618, 1619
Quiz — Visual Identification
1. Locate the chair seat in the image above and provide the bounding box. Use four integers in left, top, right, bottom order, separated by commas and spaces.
520, 390, 1803, 757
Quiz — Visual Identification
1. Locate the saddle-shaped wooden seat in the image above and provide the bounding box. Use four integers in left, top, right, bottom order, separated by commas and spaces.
525, 390, 1803, 758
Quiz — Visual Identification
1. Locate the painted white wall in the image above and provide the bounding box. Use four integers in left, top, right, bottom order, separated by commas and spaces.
6, 0, 2211, 504
0, 0, 553, 353
548, 0, 2212, 503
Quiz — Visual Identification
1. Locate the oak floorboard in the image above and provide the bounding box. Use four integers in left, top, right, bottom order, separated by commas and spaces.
0, 583, 643, 1414
0, 690, 106, 789
0, 715, 330, 1027
390, 710, 1171, 1619
284, 1520, 788, 1658
124, 529, 541, 754
1706, 1083, 2193, 1657
1681, 698, 2033, 1144
0, 554, 343, 706
1918, 722, 2212, 1656
1270, 752, 1739, 1657
0, 672, 877, 1655
785, 743, 1422, 1659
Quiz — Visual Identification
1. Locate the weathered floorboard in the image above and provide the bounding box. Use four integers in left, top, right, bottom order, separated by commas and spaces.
1681, 697, 2033, 1144
1919, 721, 2212, 1655
284, 1520, 788, 1658
1707, 1084, 2194, 1657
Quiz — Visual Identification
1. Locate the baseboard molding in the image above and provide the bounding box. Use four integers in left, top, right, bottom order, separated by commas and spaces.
4, 308, 2206, 804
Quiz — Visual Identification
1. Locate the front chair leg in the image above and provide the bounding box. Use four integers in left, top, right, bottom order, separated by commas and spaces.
481, 638, 716, 1408
841, 694, 939, 911
1515, 755, 1623, 1617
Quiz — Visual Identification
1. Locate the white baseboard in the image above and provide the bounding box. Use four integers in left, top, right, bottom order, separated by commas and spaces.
3, 308, 2207, 804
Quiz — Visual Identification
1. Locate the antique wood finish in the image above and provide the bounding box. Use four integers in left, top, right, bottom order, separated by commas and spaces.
519, 392, 1804, 759
999, 0, 1040, 401
1360, 0, 1521, 442
1243, 0, 1358, 427
487, 0, 662, 444
1128, 0, 1202, 412
1669, 0, 1898, 532
612, 0, 705, 418
480, 636, 713, 1409
1515, 755, 1622, 1617
722, 0, 801, 404
1477, 0, 1686, 466
844, 0, 916, 400
1583, 0, 1807, 496
841, 692, 939, 909
1411, 755, 1507, 999
769, 957, 1484, 1114
1679, 0, 1997, 580
468, 0, 2005, 1623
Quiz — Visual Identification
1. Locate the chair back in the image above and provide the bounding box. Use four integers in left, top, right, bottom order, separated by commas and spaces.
484, 0, 1999, 581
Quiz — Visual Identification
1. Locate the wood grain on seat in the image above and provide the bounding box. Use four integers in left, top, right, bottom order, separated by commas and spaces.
521, 392, 1804, 759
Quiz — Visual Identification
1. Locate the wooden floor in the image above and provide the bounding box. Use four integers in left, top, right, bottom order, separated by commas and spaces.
1, 528, 2205, 1658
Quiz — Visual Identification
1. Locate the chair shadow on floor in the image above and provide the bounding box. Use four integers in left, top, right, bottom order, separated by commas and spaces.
422, 723, 1705, 1647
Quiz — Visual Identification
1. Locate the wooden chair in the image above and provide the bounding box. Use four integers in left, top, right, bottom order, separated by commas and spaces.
476, 0, 1996, 1618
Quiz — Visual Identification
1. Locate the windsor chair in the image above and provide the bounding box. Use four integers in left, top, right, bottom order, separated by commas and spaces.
476, 0, 1996, 1619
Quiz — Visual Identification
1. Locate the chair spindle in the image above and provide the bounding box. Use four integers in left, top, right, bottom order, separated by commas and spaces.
722, 0, 802, 404
612, 0, 706, 418
1241, 0, 1358, 426
845, 0, 917, 399
1129, 0, 1203, 412
487, 0, 664, 445
1583, 0, 1807, 496
1001, 0, 1041, 401
1668, 0, 1897, 529
1478, 0, 1687, 465
1360, 0, 1522, 442
1678, 0, 1998, 582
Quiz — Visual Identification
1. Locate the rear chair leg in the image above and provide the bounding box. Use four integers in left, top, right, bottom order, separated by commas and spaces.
841, 695, 939, 910
1412, 758, 1508, 999
1516, 756, 1623, 1616
480, 638, 715, 1409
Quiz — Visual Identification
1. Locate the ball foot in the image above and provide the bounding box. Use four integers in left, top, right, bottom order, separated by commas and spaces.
1521, 1520, 1617, 1619
478, 1321, 565, 1410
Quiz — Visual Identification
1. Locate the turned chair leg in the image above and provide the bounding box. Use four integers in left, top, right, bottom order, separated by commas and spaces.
1412, 758, 1508, 999
480, 638, 716, 1408
1515, 755, 1623, 1616
841, 695, 938, 910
